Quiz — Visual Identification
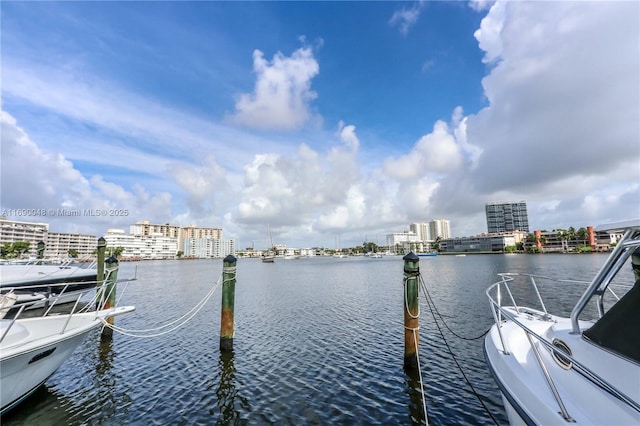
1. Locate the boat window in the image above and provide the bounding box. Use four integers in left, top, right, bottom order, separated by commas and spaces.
583, 277, 640, 364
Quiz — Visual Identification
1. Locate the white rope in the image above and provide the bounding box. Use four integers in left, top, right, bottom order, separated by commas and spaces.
413, 327, 429, 426
404, 276, 420, 319
404, 273, 428, 425
100, 271, 227, 338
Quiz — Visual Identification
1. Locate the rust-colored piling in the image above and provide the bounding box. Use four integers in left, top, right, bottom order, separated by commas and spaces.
220, 255, 237, 351
101, 256, 119, 338
403, 252, 420, 369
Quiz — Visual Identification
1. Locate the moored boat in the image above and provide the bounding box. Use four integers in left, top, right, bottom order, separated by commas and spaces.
484, 219, 640, 425
0, 285, 135, 414
0, 262, 98, 309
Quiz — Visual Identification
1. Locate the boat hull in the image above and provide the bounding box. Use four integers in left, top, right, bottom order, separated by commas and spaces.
0, 307, 134, 414
484, 310, 640, 425
0, 316, 101, 414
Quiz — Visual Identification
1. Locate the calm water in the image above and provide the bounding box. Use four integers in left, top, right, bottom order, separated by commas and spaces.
3, 253, 613, 425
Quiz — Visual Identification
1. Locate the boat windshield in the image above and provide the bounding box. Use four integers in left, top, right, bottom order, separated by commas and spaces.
583, 277, 640, 364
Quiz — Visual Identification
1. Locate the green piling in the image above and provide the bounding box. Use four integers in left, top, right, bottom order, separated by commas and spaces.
96, 237, 106, 308
403, 252, 420, 369
101, 256, 119, 338
37, 241, 45, 262
220, 255, 237, 351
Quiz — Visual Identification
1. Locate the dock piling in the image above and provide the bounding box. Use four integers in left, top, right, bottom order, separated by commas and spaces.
403, 252, 420, 369
37, 241, 45, 261
96, 237, 106, 308
220, 255, 237, 351
101, 256, 119, 338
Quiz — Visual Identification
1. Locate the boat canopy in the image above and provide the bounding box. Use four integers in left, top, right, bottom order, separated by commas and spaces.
583, 277, 640, 364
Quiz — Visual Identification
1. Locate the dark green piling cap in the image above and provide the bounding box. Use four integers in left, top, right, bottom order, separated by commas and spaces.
403, 252, 419, 262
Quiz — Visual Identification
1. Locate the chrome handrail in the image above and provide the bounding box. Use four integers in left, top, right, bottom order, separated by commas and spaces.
0, 277, 136, 344
486, 276, 640, 416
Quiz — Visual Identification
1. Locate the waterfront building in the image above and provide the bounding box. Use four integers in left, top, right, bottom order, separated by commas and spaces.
104, 229, 179, 259
46, 232, 97, 259
0, 218, 97, 259
410, 223, 431, 242
386, 231, 427, 254
104, 229, 146, 259
130, 220, 181, 239
179, 224, 223, 240
486, 201, 529, 233
183, 236, 235, 258
439, 232, 523, 253
0, 218, 49, 258
429, 219, 451, 239
529, 226, 620, 252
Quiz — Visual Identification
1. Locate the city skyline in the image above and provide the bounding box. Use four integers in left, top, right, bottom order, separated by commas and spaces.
1, 1, 638, 250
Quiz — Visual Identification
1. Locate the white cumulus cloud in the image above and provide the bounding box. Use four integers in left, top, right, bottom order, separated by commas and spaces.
228, 46, 320, 131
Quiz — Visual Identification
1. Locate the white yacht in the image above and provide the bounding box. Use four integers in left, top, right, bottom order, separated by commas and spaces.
484, 219, 640, 425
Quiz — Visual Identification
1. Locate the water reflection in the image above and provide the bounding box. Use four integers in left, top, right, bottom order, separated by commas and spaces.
404, 366, 427, 425
213, 350, 250, 425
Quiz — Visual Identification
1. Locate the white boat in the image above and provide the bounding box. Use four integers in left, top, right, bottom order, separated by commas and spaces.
0, 262, 98, 309
0, 279, 135, 414
484, 219, 640, 425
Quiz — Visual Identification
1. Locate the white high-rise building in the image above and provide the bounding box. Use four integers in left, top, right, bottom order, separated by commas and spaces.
409, 223, 431, 242
429, 219, 451, 239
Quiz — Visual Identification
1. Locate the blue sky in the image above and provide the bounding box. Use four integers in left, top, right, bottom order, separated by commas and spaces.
1, 1, 639, 250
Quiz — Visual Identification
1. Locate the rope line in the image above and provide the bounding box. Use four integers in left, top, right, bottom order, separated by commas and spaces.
418, 274, 491, 341
412, 327, 430, 426
418, 274, 500, 425
100, 272, 226, 338
403, 276, 420, 319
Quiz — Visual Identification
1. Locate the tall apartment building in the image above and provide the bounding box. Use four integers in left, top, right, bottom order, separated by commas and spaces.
46, 232, 97, 259
429, 219, 451, 239
104, 229, 178, 259
486, 201, 529, 233
179, 224, 223, 240
409, 223, 431, 242
0, 218, 97, 259
0, 218, 49, 258
130, 221, 181, 238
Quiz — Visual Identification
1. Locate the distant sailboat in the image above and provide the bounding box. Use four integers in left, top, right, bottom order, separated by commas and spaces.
333, 234, 347, 258
262, 225, 275, 263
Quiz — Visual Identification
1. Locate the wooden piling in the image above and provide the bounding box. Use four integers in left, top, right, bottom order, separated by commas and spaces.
220, 255, 237, 352
403, 252, 420, 369
96, 237, 106, 309
101, 256, 119, 338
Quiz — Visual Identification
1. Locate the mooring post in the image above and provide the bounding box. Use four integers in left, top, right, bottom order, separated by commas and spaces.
403, 252, 420, 369
101, 256, 119, 338
220, 254, 237, 352
37, 240, 45, 262
96, 237, 106, 308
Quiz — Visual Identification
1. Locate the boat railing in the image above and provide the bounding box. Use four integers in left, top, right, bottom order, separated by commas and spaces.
486, 273, 640, 419
0, 278, 136, 344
